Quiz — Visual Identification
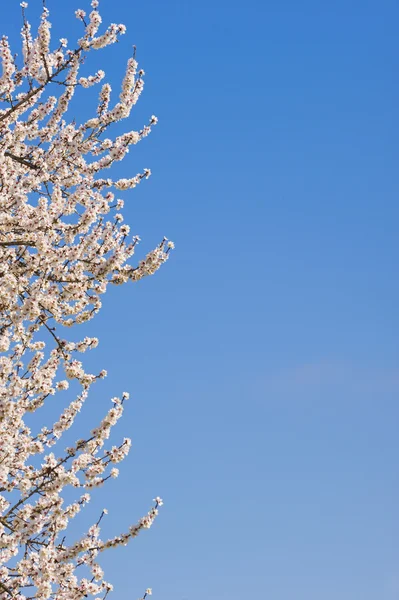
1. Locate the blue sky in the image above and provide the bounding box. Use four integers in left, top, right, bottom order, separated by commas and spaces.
5, 0, 399, 598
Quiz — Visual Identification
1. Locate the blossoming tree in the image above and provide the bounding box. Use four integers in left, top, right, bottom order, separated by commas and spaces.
0, 2, 171, 598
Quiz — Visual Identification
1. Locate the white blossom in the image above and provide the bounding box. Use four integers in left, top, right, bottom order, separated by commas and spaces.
0, 2, 171, 599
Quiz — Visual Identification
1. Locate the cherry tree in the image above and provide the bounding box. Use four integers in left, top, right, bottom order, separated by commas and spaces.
0, 2, 172, 599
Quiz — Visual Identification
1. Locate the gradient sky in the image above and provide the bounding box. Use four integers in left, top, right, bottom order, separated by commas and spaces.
4, 1, 399, 599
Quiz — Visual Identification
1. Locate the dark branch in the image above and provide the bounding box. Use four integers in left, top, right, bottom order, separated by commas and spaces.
4, 152, 39, 170
0, 240, 36, 247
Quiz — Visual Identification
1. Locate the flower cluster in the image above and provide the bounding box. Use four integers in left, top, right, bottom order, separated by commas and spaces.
0, 1, 171, 599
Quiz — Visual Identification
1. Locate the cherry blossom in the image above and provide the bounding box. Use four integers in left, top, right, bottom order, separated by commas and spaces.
0, 2, 171, 598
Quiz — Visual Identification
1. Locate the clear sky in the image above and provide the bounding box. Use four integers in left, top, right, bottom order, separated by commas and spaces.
4, 0, 399, 599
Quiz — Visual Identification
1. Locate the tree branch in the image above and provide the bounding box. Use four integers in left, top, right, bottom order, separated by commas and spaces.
4, 152, 39, 171
0, 581, 14, 598
0, 240, 36, 247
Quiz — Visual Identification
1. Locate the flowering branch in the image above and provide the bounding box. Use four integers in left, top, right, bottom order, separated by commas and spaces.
4, 151, 39, 170
0, 1, 171, 598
